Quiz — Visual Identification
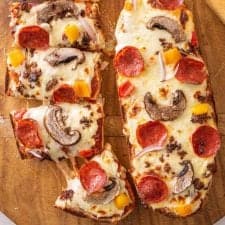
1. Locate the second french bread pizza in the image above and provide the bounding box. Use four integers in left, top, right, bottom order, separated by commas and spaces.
114, 0, 221, 217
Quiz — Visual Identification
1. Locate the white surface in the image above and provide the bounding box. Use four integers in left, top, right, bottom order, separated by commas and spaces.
215, 216, 225, 225
0, 212, 16, 225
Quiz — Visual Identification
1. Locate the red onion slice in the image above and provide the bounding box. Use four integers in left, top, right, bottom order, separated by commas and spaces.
78, 16, 97, 42
135, 145, 163, 158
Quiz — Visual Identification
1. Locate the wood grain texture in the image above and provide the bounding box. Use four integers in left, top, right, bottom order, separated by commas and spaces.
0, 0, 225, 225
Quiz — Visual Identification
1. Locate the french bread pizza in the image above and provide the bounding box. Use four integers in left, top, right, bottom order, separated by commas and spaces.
114, 0, 221, 217
10, 101, 104, 161
6, 48, 102, 102
55, 144, 135, 222
9, 0, 105, 51
8, 1, 136, 222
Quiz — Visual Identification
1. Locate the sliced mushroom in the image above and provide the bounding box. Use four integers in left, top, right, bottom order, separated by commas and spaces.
84, 177, 120, 205
44, 48, 85, 67
173, 162, 194, 194
37, 0, 79, 24
147, 16, 186, 43
44, 105, 81, 146
144, 90, 186, 121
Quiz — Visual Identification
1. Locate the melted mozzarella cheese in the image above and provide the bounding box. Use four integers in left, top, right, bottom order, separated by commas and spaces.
14, 102, 103, 161
115, 0, 218, 215
55, 147, 131, 219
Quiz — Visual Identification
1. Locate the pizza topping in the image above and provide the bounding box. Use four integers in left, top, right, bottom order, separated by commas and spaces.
191, 31, 199, 48
191, 113, 211, 124
44, 105, 81, 146
114, 46, 144, 77
137, 174, 168, 203
74, 80, 91, 98
147, 16, 186, 43
136, 121, 168, 148
144, 90, 186, 121
114, 193, 131, 209
192, 126, 221, 158
80, 161, 107, 193
16, 119, 43, 148
60, 190, 74, 200
124, 1, 133, 11
192, 103, 210, 115
64, 24, 80, 44
173, 162, 194, 194
44, 48, 84, 67
52, 84, 76, 103
118, 81, 135, 98
85, 177, 120, 205
148, 0, 184, 10
36, 0, 79, 24
78, 16, 97, 42
163, 48, 182, 65
8, 48, 25, 67
28, 149, 47, 160
18, 26, 49, 49
175, 57, 207, 84
79, 149, 96, 159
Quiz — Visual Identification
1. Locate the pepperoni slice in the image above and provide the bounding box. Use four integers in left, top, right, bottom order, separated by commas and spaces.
16, 119, 43, 148
192, 125, 221, 158
118, 80, 135, 97
136, 121, 168, 148
18, 26, 49, 49
175, 57, 207, 84
114, 46, 144, 77
79, 161, 107, 193
137, 174, 168, 203
149, 0, 184, 10
52, 84, 76, 103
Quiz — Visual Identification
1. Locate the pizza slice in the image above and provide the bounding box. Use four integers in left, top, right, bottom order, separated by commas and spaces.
114, 0, 221, 217
55, 144, 135, 222
9, 0, 105, 51
6, 47, 101, 102
10, 100, 103, 161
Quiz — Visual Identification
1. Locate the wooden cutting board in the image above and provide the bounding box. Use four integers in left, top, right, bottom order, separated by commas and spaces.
0, 1, 225, 225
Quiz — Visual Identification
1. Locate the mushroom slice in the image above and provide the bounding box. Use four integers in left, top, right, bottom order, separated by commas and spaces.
37, 0, 79, 24
84, 177, 120, 205
146, 16, 186, 43
44, 48, 85, 67
44, 105, 81, 146
173, 162, 194, 194
144, 90, 186, 121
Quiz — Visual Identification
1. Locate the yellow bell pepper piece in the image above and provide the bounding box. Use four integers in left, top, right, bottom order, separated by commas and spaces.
64, 24, 80, 44
174, 204, 192, 217
114, 193, 130, 209
124, 1, 133, 11
192, 103, 210, 115
163, 48, 182, 65
8, 48, 25, 67
74, 80, 91, 98
172, 9, 181, 18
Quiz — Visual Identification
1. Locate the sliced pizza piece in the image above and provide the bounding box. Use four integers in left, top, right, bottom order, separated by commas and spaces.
114, 0, 221, 217
9, 0, 105, 51
6, 47, 101, 102
10, 101, 103, 161
55, 144, 135, 222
